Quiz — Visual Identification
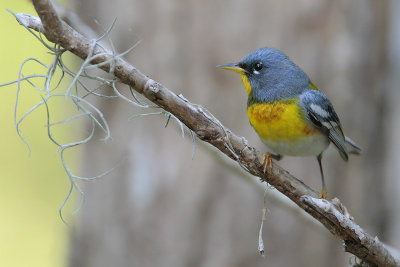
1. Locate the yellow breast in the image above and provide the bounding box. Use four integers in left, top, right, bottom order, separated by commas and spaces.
247, 100, 318, 142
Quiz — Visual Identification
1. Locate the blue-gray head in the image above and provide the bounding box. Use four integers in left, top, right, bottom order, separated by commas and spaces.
218, 47, 311, 102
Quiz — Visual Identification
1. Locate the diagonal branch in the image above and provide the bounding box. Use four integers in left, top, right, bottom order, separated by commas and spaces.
12, 1, 400, 266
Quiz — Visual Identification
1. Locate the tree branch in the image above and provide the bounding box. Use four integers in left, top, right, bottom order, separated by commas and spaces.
12, 1, 400, 266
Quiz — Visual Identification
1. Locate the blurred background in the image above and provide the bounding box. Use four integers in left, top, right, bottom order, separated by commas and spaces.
1, 0, 400, 266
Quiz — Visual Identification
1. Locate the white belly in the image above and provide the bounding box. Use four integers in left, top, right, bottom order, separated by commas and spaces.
261, 133, 330, 157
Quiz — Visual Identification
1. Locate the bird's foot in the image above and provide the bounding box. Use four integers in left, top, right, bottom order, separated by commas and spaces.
318, 188, 328, 200
262, 152, 273, 174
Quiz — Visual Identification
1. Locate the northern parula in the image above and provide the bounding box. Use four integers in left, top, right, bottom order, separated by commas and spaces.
218, 47, 360, 199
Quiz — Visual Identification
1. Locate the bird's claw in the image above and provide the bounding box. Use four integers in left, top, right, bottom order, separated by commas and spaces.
318, 188, 328, 199
262, 152, 273, 174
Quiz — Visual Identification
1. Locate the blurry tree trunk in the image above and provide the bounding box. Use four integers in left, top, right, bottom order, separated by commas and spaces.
385, 0, 400, 251
69, 1, 396, 267
356, 0, 390, 240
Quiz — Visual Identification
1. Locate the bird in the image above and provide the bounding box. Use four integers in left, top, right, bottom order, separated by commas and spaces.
217, 47, 360, 199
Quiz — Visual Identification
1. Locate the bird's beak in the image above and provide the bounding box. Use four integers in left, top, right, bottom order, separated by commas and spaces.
217, 63, 246, 74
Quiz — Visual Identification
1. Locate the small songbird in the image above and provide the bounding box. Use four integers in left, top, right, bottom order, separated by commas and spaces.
218, 47, 360, 199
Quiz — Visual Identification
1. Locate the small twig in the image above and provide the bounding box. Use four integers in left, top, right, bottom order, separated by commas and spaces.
258, 188, 269, 256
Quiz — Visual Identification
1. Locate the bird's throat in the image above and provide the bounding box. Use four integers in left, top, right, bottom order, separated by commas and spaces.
239, 74, 252, 96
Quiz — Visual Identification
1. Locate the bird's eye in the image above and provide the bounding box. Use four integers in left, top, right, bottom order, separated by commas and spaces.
254, 62, 263, 72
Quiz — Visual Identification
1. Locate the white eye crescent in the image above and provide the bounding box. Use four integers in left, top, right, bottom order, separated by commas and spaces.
253, 62, 263, 74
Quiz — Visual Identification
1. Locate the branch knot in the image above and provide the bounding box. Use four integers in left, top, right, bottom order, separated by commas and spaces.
144, 79, 161, 100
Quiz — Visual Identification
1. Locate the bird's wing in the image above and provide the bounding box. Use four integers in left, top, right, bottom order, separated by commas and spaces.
299, 89, 348, 161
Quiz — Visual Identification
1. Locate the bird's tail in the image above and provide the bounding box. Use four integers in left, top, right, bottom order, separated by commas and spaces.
345, 136, 361, 155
